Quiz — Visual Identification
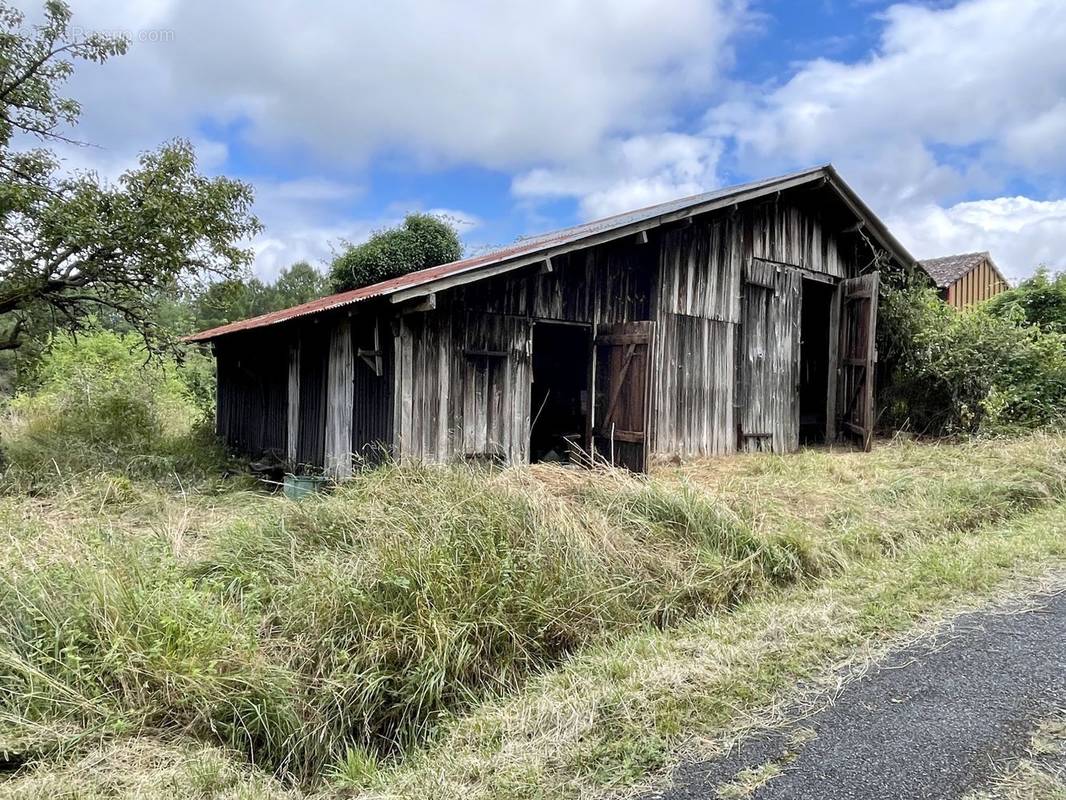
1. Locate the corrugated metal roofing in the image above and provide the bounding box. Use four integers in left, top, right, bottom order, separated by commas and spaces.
187, 164, 916, 342
919, 251, 993, 288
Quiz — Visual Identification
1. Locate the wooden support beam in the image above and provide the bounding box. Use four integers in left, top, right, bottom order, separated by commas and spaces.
357, 349, 383, 375
595, 427, 644, 444
539, 257, 553, 274
635, 230, 649, 245
388, 219, 660, 304
399, 293, 437, 314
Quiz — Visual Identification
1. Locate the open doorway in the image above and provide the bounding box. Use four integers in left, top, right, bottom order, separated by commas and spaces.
799, 279, 835, 444
530, 321, 591, 463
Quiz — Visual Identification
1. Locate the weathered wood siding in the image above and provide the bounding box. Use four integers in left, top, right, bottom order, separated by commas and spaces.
286, 342, 300, 462
658, 217, 743, 323
295, 326, 328, 467
749, 201, 848, 277
215, 333, 288, 458
652, 196, 853, 457
392, 236, 656, 464
324, 319, 354, 479
737, 261, 802, 453
454, 241, 653, 324
945, 258, 1007, 309
394, 305, 532, 464
653, 314, 735, 457
351, 316, 394, 464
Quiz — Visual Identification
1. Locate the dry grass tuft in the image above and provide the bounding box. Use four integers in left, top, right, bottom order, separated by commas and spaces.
966, 714, 1066, 800
0, 737, 296, 800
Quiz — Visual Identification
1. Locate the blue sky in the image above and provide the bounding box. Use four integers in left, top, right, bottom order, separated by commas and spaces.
46, 0, 1066, 281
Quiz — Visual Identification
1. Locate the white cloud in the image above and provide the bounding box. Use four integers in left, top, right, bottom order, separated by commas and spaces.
64, 0, 747, 169
512, 133, 722, 219
243, 177, 366, 280
709, 0, 1066, 211
699, 0, 1066, 280
1001, 101, 1066, 170
425, 209, 482, 233
889, 196, 1066, 281
44, 0, 1066, 284
52, 0, 747, 276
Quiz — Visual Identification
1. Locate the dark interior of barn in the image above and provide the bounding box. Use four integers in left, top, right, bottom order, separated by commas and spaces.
799, 279, 835, 444
529, 321, 590, 463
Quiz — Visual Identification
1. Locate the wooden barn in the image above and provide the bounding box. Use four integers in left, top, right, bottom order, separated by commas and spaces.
919, 251, 1008, 309
187, 165, 919, 476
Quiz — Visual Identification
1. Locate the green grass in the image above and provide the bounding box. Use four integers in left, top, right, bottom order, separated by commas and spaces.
369, 503, 1066, 800
1, 433, 1065, 798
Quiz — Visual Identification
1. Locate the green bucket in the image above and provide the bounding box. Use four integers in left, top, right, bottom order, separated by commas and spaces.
283, 473, 329, 500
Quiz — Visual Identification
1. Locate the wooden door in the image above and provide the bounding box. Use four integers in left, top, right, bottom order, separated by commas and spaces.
836, 271, 879, 451
738, 260, 802, 453
593, 321, 652, 472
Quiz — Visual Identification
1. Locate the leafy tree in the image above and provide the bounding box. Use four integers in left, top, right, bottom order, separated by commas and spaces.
0, 2, 260, 356
329, 213, 462, 292
984, 267, 1066, 334
1, 325, 227, 482
189, 261, 330, 331
191, 276, 272, 332
272, 260, 330, 307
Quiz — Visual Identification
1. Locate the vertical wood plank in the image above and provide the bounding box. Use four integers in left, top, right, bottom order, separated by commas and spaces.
324, 319, 354, 479
287, 340, 300, 463
397, 317, 414, 461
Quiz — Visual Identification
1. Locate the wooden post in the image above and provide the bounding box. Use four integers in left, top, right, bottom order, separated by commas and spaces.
324, 319, 354, 480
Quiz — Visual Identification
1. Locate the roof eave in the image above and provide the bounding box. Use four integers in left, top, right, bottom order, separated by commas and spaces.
822, 165, 917, 272
186, 165, 920, 342
387, 165, 914, 305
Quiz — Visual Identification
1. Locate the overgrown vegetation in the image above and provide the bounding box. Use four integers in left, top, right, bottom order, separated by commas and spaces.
1, 434, 1065, 796
985, 267, 1066, 334
372, 484, 1066, 800
878, 280, 1066, 435
0, 327, 229, 487
329, 213, 462, 292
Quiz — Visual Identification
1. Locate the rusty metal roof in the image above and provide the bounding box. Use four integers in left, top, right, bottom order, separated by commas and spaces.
186, 164, 917, 342
919, 251, 998, 288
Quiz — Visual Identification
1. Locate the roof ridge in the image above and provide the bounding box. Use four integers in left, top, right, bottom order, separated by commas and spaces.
186, 164, 906, 343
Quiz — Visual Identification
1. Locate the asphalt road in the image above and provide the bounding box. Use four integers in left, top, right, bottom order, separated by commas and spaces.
648, 583, 1066, 800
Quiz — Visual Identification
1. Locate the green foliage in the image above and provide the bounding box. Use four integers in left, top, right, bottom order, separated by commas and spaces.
0, 327, 228, 484
878, 283, 1066, 435
272, 260, 331, 307
329, 213, 462, 292
0, 2, 259, 357
0, 2, 127, 147
984, 267, 1066, 334
190, 261, 330, 332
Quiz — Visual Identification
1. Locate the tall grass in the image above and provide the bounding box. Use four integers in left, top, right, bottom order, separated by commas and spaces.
1, 434, 1065, 789
0, 328, 234, 491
